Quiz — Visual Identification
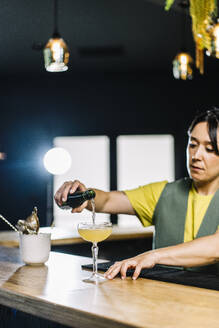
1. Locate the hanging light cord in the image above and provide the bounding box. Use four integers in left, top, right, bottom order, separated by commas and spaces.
53, 0, 59, 37
180, 0, 189, 52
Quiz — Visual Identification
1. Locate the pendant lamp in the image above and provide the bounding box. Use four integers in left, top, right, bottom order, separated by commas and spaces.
172, 0, 194, 80
44, 0, 69, 72
173, 52, 193, 80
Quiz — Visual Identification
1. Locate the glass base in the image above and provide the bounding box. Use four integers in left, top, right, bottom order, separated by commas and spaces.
83, 272, 107, 284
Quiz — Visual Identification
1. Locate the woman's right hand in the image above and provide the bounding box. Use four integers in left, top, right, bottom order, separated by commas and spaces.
54, 180, 88, 213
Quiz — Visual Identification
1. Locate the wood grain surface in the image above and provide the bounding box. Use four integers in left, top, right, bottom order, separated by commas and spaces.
1, 246, 219, 328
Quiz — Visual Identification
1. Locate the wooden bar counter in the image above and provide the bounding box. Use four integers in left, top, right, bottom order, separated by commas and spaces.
0, 225, 154, 247
1, 246, 219, 328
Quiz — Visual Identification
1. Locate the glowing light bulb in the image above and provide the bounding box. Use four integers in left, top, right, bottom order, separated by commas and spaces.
179, 54, 188, 64
51, 40, 63, 61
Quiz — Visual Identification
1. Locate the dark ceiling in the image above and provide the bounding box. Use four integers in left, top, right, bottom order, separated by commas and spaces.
1, 0, 207, 76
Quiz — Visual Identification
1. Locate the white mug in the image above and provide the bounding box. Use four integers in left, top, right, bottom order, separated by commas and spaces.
19, 232, 51, 266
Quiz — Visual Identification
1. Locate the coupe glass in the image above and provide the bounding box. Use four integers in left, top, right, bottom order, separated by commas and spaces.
78, 222, 112, 283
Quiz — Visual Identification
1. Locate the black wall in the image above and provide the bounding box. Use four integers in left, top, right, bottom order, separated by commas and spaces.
0, 69, 218, 229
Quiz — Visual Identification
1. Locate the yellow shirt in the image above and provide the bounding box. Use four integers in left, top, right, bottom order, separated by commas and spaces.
124, 181, 215, 242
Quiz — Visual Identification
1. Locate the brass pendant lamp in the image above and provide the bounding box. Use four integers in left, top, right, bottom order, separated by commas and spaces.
173, 52, 193, 80
43, 0, 70, 72
172, 0, 194, 80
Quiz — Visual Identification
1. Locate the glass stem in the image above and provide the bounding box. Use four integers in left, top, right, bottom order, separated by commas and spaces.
92, 242, 98, 275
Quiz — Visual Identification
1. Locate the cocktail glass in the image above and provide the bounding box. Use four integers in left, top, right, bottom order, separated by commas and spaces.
78, 222, 112, 283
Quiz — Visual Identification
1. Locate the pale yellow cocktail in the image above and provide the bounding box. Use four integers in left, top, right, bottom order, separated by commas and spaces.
78, 227, 112, 243
78, 222, 112, 283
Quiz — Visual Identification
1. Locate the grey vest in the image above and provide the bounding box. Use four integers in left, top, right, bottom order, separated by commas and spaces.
153, 178, 219, 273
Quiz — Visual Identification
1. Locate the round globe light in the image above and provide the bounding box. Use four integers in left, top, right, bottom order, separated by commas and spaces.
43, 147, 72, 175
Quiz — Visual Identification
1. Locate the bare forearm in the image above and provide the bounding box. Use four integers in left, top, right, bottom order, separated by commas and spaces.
86, 189, 135, 215
105, 231, 219, 280
54, 180, 135, 215
154, 233, 219, 268
86, 189, 111, 213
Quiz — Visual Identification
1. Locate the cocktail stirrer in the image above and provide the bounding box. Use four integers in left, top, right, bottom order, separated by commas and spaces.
0, 214, 18, 232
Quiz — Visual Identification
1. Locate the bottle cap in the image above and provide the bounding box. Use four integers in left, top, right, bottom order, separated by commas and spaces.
86, 189, 96, 199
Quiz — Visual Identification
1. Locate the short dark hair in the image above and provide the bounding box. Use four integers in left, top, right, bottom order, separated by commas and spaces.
188, 108, 219, 155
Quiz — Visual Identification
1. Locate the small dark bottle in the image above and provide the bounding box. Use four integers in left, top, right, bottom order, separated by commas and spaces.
60, 189, 96, 210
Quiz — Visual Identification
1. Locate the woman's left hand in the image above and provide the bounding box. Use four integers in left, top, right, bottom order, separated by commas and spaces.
104, 250, 158, 280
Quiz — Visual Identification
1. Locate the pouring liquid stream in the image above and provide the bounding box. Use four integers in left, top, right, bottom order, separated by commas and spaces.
91, 199, 96, 225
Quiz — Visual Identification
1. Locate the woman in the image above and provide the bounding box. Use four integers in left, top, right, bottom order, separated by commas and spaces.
54, 108, 219, 279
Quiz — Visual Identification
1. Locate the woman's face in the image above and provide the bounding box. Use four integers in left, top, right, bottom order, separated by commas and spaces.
187, 122, 219, 185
